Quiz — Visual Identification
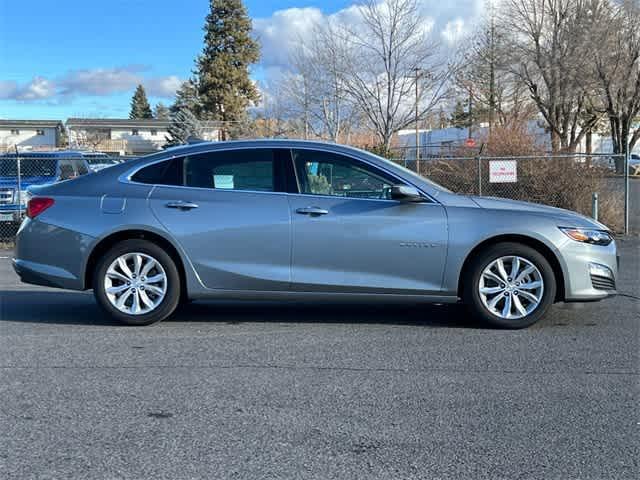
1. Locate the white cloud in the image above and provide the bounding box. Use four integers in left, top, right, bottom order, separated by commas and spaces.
253, 7, 325, 69
146, 75, 183, 97
0, 81, 18, 100
0, 67, 183, 102
0, 77, 56, 100
58, 66, 145, 96
253, 0, 486, 71
441, 18, 469, 45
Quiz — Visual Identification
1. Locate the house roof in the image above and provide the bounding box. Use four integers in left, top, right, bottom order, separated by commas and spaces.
0, 150, 87, 159
66, 118, 173, 128
0, 120, 63, 128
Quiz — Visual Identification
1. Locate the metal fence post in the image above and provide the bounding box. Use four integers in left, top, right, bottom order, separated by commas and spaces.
592, 192, 598, 222
477, 156, 482, 196
15, 149, 22, 220
624, 143, 630, 235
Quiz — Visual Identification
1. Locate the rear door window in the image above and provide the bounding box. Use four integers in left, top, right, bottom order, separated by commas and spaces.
131, 149, 290, 192
75, 161, 89, 176
184, 149, 276, 192
58, 161, 75, 180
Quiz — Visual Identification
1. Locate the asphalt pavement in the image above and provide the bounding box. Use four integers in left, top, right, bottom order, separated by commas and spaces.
0, 239, 638, 480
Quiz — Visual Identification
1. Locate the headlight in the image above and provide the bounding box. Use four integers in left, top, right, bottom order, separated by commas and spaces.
559, 227, 613, 246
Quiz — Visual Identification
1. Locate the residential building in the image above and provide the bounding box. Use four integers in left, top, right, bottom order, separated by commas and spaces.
66, 118, 221, 156
0, 120, 63, 152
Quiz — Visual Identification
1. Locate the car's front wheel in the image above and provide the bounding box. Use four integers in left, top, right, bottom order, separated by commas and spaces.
93, 239, 181, 325
463, 242, 556, 329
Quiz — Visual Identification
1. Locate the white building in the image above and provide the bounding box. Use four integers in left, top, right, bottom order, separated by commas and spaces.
0, 120, 63, 152
66, 118, 221, 156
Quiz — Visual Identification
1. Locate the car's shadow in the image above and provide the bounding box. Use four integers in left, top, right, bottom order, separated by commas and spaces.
0, 289, 482, 329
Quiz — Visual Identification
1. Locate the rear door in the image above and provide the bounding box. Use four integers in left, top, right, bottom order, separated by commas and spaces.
287, 148, 448, 294
145, 148, 292, 291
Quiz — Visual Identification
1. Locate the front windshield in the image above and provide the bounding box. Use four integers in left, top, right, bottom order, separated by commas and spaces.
0, 158, 57, 177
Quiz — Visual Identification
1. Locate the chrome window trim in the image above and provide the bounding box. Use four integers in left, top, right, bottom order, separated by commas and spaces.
119, 144, 440, 205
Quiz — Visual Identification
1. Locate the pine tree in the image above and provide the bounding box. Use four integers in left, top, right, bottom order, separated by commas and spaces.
165, 108, 203, 147
154, 102, 170, 120
450, 100, 470, 129
195, 0, 260, 131
129, 85, 153, 119
170, 79, 200, 115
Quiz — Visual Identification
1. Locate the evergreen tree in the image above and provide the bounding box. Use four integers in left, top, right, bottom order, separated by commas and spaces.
195, 0, 260, 131
154, 102, 170, 120
170, 79, 201, 115
450, 100, 470, 129
129, 85, 153, 119
165, 108, 203, 147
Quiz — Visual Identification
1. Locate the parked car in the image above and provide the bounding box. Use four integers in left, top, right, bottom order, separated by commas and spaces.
13, 140, 618, 328
81, 152, 123, 172
629, 154, 640, 176
0, 151, 90, 225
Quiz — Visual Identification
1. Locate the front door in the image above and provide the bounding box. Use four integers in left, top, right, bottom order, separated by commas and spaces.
148, 148, 292, 291
287, 149, 447, 294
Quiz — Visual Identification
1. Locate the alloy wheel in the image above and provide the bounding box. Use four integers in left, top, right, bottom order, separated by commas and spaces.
478, 255, 544, 320
104, 252, 167, 315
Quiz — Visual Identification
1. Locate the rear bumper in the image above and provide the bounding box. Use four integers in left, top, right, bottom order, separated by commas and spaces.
12, 257, 79, 289
13, 218, 93, 290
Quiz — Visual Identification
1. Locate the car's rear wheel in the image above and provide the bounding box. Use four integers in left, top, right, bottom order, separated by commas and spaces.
463, 242, 556, 329
93, 239, 180, 326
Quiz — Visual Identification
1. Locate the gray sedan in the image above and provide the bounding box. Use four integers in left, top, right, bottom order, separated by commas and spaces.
13, 140, 618, 328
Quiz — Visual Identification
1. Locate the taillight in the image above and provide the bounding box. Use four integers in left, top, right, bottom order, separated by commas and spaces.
27, 197, 55, 219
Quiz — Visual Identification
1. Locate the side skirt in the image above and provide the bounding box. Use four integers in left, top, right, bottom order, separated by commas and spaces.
189, 289, 460, 304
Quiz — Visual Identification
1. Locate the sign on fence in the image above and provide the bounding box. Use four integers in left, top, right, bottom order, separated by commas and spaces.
489, 160, 518, 183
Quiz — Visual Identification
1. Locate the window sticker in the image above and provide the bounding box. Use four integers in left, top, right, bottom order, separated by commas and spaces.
213, 175, 234, 189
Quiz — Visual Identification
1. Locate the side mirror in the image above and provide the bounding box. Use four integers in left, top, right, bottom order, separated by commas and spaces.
389, 185, 426, 203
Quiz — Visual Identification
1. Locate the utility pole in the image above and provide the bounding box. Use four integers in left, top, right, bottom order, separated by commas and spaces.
488, 8, 496, 135
624, 130, 630, 235
468, 84, 474, 140
414, 67, 421, 168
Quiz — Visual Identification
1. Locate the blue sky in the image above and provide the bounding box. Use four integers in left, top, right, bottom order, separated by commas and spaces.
0, 0, 479, 120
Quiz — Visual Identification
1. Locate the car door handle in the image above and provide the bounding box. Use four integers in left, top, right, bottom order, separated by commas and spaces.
165, 201, 199, 210
296, 207, 329, 216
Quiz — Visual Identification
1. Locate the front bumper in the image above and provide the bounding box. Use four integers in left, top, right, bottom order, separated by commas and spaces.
561, 239, 618, 302
0, 208, 25, 223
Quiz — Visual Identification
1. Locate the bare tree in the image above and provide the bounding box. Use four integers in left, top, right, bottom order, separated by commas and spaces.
253, 79, 300, 138
281, 29, 359, 143
69, 128, 110, 150
324, 0, 452, 149
455, 5, 537, 132
590, 0, 640, 172
502, 0, 602, 152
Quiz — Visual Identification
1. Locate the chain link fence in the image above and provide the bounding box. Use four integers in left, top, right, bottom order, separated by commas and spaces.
0, 152, 94, 244
390, 150, 635, 234
0, 149, 636, 246
1, 154, 30, 243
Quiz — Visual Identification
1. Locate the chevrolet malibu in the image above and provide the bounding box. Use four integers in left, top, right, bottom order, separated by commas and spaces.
13, 140, 617, 328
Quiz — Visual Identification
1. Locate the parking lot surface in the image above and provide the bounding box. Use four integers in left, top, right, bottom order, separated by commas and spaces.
1, 239, 638, 480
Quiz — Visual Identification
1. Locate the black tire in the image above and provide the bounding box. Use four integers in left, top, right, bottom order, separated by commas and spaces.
463, 242, 556, 329
93, 239, 181, 326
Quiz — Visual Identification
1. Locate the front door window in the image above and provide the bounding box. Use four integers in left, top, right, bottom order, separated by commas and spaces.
292, 149, 400, 200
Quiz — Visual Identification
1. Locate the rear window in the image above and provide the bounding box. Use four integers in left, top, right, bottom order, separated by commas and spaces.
131, 159, 182, 186
0, 158, 57, 177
